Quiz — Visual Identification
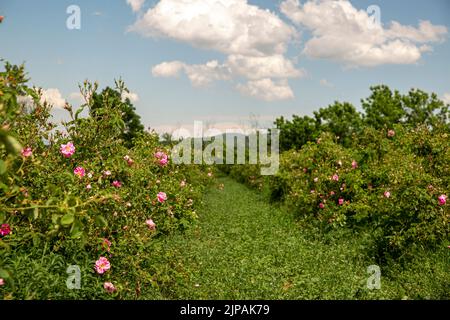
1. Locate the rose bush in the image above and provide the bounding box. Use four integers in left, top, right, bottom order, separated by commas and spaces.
0, 61, 212, 297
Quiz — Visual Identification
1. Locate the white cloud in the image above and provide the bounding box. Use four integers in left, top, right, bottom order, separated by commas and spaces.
127, 0, 145, 12
40, 88, 66, 109
183, 60, 231, 87
442, 93, 450, 104
129, 0, 296, 56
122, 91, 140, 103
237, 78, 294, 101
152, 61, 185, 78
226, 54, 305, 80
280, 0, 448, 67
319, 79, 334, 88
152, 60, 231, 87
132, 0, 300, 100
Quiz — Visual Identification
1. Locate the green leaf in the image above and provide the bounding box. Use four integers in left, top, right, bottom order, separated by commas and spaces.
95, 215, 108, 227
0, 159, 6, 175
51, 214, 60, 225
61, 213, 75, 226
32, 207, 39, 220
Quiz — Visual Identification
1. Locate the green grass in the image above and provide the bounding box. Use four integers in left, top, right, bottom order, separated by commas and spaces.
1, 175, 448, 299
152, 176, 449, 299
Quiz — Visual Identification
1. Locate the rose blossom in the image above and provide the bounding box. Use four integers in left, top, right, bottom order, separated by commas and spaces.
387, 129, 395, 138
21, 147, 32, 157
146, 219, 156, 230
95, 257, 111, 274
319, 203, 325, 209
338, 198, 344, 205
112, 180, 122, 188
352, 160, 358, 169
0, 278, 4, 286
74, 166, 85, 178
332, 174, 339, 181
157, 192, 167, 203
0, 224, 11, 236
60, 142, 75, 158
103, 282, 116, 293
86, 184, 92, 190
384, 191, 391, 198
438, 194, 447, 206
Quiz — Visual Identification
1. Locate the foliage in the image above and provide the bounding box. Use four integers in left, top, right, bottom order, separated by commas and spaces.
0, 61, 211, 298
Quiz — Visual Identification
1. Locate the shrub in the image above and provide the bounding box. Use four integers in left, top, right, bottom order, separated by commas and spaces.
0, 61, 211, 297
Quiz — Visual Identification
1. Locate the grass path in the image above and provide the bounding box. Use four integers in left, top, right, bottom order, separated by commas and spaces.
156, 176, 375, 299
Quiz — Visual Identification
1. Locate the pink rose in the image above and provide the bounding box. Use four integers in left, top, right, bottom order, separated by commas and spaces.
352, 160, 358, 169
103, 170, 111, 177
332, 174, 339, 182
0, 224, 11, 236
338, 198, 344, 205
207, 172, 213, 177
21, 147, 32, 157
60, 142, 75, 158
330, 191, 335, 196
103, 282, 116, 293
438, 194, 447, 206
74, 166, 85, 178
146, 219, 156, 230
86, 184, 92, 190
157, 192, 167, 203
384, 191, 391, 198
95, 257, 111, 274
112, 180, 122, 188
319, 203, 325, 209
0, 278, 4, 286
159, 157, 168, 166
387, 129, 395, 138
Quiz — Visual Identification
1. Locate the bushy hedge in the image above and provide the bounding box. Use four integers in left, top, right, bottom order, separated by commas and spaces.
272, 128, 449, 255
0, 62, 212, 297
224, 89, 449, 258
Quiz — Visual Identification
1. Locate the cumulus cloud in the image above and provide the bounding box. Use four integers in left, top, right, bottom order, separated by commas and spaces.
152, 61, 185, 78
129, 0, 296, 56
237, 78, 294, 101
126, 0, 145, 12
280, 0, 448, 67
226, 54, 305, 80
152, 60, 231, 87
40, 88, 66, 108
131, 0, 301, 100
442, 93, 450, 104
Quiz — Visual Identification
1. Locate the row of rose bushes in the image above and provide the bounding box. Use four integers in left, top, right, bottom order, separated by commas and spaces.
224, 125, 449, 257
0, 62, 212, 297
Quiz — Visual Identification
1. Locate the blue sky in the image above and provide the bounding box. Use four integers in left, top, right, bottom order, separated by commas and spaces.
1, 0, 449, 133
